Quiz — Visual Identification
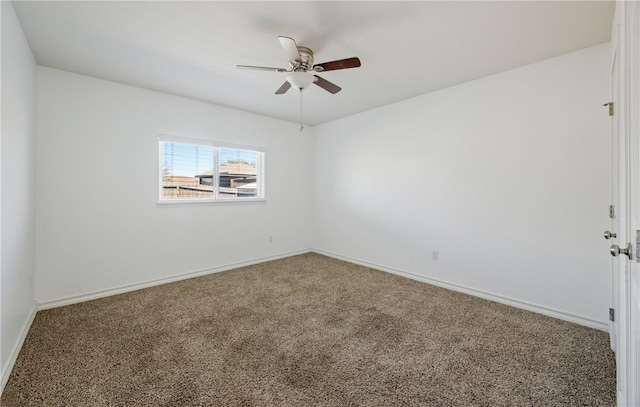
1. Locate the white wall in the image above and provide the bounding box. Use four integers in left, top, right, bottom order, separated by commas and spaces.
1, 0, 37, 391
35, 67, 313, 305
313, 43, 611, 328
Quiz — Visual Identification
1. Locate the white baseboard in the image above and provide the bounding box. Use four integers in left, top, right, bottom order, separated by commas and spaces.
1, 304, 37, 395
34, 246, 609, 331
37, 249, 312, 310
313, 249, 609, 331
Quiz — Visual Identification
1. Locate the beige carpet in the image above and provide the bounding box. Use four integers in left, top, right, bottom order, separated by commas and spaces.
2, 253, 616, 406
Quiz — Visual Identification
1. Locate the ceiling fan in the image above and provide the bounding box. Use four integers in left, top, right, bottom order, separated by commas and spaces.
237, 36, 361, 95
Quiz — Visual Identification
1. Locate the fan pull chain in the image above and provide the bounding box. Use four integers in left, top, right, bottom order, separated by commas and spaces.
299, 88, 304, 132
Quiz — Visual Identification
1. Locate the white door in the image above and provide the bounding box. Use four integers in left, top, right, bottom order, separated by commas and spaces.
610, 2, 640, 405
609, 18, 630, 403
609, 25, 621, 356
625, 2, 640, 403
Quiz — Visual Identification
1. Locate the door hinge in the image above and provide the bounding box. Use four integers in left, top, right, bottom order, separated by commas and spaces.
609, 308, 615, 322
604, 102, 614, 116
609, 205, 615, 219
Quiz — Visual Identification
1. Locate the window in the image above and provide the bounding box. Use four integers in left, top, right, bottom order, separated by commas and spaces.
159, 136, 265, 202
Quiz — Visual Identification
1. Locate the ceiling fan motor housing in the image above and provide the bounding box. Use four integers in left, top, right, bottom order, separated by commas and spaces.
292, 46, 314, 71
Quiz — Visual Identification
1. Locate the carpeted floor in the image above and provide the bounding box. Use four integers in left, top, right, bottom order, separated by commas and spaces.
2, 253, 616, 406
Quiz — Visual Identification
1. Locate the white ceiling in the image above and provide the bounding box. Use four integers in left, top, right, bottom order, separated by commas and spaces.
13, 1, 614, 126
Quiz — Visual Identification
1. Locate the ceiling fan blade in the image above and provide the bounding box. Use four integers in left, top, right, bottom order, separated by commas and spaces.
275, 81, 292, 95
237, 65, 289, 72
313, 75, 341, 94
313, 57, 361, 72
278, 36, 300, 62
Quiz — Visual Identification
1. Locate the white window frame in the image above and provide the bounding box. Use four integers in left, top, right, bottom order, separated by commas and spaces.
157, 135, 266, 204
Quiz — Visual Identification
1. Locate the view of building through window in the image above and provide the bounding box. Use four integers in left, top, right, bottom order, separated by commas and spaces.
160, 140, 262, 200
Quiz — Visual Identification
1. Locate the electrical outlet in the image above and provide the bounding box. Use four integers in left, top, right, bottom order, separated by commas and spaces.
268, 236, 273, 244
431, 251, 439, 261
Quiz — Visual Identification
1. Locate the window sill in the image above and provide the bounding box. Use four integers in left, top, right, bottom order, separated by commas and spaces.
156, 198, 267, 207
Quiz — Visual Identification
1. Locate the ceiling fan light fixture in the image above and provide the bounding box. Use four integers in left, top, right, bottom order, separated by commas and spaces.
287, 71, 314, 90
